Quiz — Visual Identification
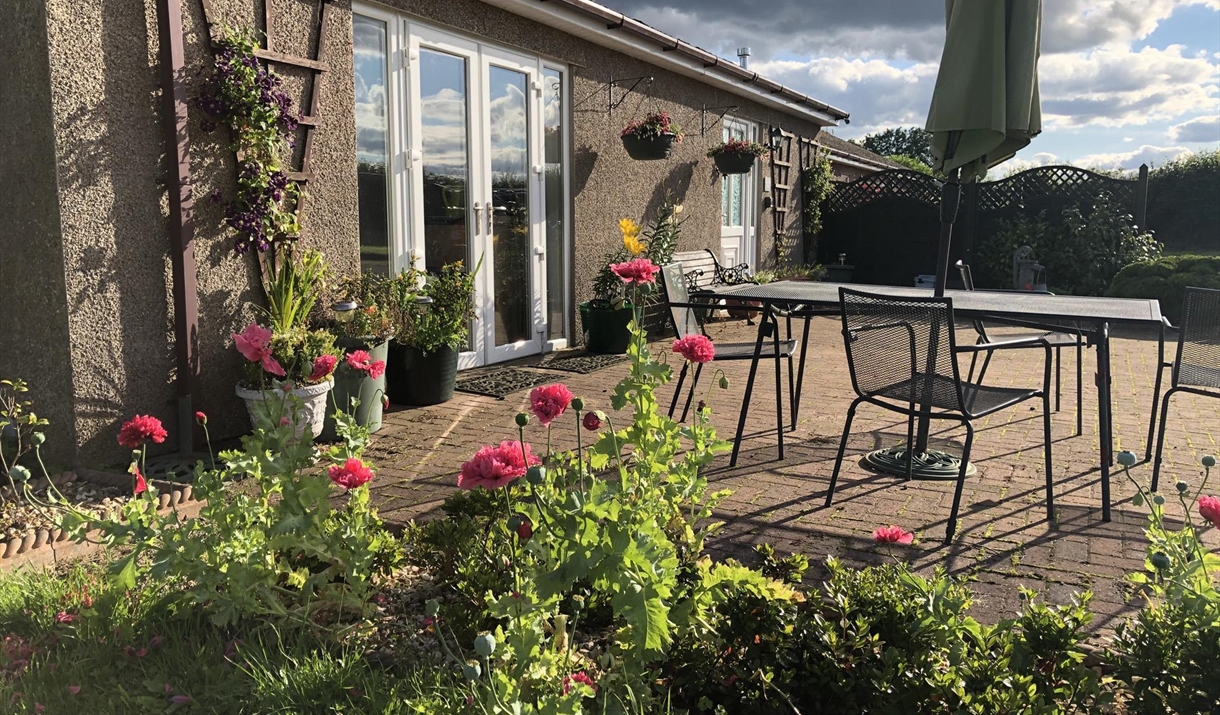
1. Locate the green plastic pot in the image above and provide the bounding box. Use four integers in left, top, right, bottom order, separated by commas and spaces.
712, 151, 757, 174
320, 337, 388, 440
391, 344, 459, 406
621, 132, 678, 161
579, 300, 634, 354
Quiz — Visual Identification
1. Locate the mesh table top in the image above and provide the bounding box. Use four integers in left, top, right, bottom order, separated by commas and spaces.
712, 282, 1163, 325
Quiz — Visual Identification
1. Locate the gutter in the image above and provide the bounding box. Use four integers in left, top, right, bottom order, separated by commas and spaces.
480, 0, 850, 127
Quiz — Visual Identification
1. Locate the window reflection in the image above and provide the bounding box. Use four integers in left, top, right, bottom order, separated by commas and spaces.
543, 69, 565, 340
488, 66, 531, 346
353, 15, 390, 274
420, 49, 471, 275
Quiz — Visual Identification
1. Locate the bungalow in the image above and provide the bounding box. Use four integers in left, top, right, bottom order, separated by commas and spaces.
0, 0, 852, 467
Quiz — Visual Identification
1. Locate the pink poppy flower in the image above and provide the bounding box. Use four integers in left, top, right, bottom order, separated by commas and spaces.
582, 412, 602, 431
346, 350, 373, 372
68, 685, 81, 695
54, 611, 78, 624
609, 258, 660, 286
368, 360, 386, 380
194, 411, 207, 425
170, 695, 193, 704
118, 415, 168, 449
261, 354, 286, 377
1199, 495, 1220, 529
458, 441, 540, 490
233, 323, 273, 362
309, 354, 337, 382
872, 525, 914, 545
530, 383, 574, 426
562, 671, 597, 695
673, 335, 715, 364
132, 468, 148, 496
328, 458, 374, 490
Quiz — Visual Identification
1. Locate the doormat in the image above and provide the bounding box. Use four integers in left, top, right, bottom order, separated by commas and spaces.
454, 368, 556, 400
536, 351, 629, 375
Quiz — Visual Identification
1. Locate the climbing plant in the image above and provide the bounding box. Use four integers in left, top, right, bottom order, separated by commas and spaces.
800, 146, 834, 262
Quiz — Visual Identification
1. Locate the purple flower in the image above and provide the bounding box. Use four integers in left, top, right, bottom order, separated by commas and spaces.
209, 188, 223, 204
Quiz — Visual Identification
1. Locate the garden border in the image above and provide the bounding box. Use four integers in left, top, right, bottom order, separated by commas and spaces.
0, 468, 204, 571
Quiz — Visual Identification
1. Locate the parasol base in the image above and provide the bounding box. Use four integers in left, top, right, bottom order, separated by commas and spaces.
860, 446, 976, 481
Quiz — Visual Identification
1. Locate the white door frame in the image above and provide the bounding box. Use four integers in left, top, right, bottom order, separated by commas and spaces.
720, 116, 758, 269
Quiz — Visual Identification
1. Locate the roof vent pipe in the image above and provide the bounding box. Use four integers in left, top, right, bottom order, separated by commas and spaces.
737, 47, 751, 69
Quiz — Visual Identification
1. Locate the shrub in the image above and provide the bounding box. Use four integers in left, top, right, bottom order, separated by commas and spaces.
1146, 150, 1220, 252
1106, 254, 1220, 324
973, 191, 1161, 295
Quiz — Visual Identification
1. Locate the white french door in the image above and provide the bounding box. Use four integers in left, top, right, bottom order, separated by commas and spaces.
720, 117, 758, 269
405, 24, 546, 368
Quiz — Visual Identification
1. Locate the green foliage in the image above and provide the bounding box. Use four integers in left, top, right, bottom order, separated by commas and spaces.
1146, 150, 1220, 252
621, 112, 683, 142
593, 201, 684, 305
642, 194, 686, 267
396, 260, 479, 353
974, 191, 1162, 295
1, 378, 49, 488
58, 399, 399, 627
667, 557, 1106, 715
262, 248, 328, 333
856, 127, 934, 167
326, 270, 398, 341
1106, 254, 1220, 324
706, 139, 770, 158
885, 153, 935, 175
1108, 455, 1220, 715
800, 147, 833, 263
240, 325, 340, 388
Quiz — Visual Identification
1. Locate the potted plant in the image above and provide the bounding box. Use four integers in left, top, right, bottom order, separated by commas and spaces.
234, 248, 339, 442
620, 112, 683, 161
390, 260, 478, 406
580, 219, 641, 354
707, 138, 770, 175
318, 272, 396, 439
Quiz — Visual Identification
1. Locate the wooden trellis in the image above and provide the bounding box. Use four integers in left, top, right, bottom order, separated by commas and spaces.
198, 0, 334, 228
824, 169, 943, 214
977, 165, 1136, 212
769, 127, 796, 263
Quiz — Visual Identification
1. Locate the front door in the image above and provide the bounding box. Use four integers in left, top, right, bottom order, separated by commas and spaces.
720, 117, 757, 269
408, 26, 545, 368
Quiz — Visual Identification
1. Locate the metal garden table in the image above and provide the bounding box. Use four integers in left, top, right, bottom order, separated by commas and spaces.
707, 281, 1164, 521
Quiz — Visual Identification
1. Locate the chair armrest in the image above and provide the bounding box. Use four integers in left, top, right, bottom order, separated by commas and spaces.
956, 336, 1052, 354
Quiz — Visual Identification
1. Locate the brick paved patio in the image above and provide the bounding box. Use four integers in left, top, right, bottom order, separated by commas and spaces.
365, 316, 1218, 641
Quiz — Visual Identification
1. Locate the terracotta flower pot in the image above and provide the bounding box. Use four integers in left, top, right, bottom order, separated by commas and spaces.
235, 380, 333, 443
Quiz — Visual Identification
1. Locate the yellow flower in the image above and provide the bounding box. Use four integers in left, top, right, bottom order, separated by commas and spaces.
620, 218, 645, 255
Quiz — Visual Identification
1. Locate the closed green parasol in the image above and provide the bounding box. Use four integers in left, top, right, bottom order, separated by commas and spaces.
925, 0, 1043, 296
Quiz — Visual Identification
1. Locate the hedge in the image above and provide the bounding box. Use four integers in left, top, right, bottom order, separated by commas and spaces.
1106, 254, 1220, 324
1146, 151, 1220, 253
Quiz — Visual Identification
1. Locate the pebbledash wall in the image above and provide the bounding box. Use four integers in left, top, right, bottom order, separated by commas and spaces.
0, 0, 833, 470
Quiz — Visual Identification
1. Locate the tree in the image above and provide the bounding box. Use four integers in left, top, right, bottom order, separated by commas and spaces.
856, 127, 934, 167
884, 154, 934, 175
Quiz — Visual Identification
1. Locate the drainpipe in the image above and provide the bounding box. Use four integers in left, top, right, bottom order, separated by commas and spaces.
737, 47, 750, 69
155, 0, 201, 458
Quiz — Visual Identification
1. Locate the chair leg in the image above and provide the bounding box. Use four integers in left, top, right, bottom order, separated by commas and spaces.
1151, 388, 1178, 493
825, 399, 861, 508
773, 319, 785, 459
1044, 386, 1055, 523
1145, 324, 1167, 460
1054, 346, 1062, 412
1075, 338, 1083, 436
944, 420, 975, 544
679, 363, 704, 423
668, 363, 689, 419
975, 351, 994, 387
787, 352, 796, 432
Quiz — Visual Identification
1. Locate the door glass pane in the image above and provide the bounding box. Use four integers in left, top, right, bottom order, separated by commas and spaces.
353, 15, 389, 274
543, 68, 565, 340
420, 49, 470, 275
488, 66, 531, 347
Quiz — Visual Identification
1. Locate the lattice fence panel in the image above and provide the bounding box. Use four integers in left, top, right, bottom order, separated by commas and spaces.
977, 165, 1135, 212
824, 170, 942, 214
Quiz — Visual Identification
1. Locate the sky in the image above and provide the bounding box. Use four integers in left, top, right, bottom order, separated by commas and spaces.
596, 0, 1220, 173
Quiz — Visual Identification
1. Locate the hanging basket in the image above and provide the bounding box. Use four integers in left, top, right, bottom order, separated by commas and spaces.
622, 132, 678, 161
712, 151, 758, 175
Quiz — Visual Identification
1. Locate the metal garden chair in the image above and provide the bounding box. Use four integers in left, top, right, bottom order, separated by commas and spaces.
826, 288, 1055, 544
660, 262, 797, 424
1150, 287, 1220, 491
957, 261, 1086, 435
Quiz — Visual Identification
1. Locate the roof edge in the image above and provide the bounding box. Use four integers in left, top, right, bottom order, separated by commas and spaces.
480, 0, 850, 127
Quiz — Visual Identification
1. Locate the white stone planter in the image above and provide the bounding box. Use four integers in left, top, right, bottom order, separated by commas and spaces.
235, 380, 333, 443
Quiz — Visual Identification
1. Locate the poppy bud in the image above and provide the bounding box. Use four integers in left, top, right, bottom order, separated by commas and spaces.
462, 662, 482, 680
1153, 495, 1165, 505
697, 400, 706, 413
571, 396, 584, 411
515, 413, 530, 427
1150, 552, 1170, 570
582, 412, 602, 431
424, 599, 440, 617
718, 375, 730, 390
9, 465, 31, 483
1116, 451, 1137, 467
516, 517, 533, 541
526, 465, 546, 486
31, 432, 46, 445
1132, 493, 1144, 507
1176, 481, 1189, 493
507, 515, 522, 532
1204, 455, 1217, 468
194, 411, 208, 425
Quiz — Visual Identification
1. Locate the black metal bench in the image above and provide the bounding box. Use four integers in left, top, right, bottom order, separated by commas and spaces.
672, 249, 755, 293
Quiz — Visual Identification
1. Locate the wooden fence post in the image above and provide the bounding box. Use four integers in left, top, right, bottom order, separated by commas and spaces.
1134, 163, 1149, 231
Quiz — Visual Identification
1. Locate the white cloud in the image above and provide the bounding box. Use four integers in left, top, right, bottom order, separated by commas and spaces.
1168, 114, 1220, 142
1074, 144, 1194, 170
994, 151, 1061, 176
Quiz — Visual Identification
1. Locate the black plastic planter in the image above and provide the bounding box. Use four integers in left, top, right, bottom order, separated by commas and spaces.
579, 301, 633, 354
712, 151, 757, 175
388, 344, 459, 406
622, 132, 678, 161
